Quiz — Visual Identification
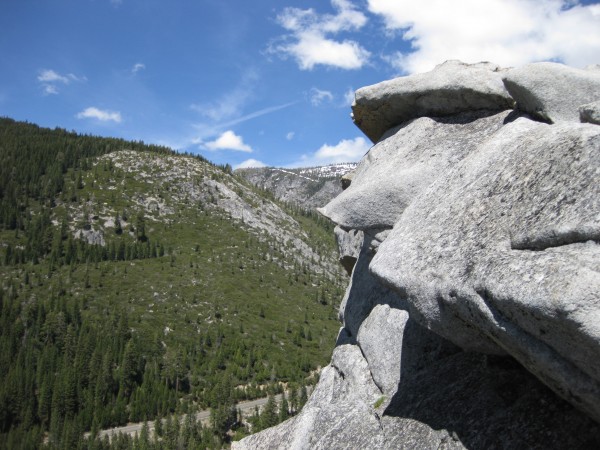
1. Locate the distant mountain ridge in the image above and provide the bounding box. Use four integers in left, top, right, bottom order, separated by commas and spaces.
235, 163, 358, 210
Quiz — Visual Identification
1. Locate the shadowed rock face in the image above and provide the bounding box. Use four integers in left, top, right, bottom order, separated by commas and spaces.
371, 118, 600, 422
233, 60, 600, 449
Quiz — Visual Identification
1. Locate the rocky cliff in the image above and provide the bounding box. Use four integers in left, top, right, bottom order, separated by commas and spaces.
235, 164, 358, 210
233, 60, 600, 449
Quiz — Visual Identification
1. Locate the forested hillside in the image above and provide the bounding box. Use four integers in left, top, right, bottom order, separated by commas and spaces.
0, 118, 345, 448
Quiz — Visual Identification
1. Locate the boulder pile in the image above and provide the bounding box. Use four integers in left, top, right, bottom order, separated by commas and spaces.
233, 60, 600, 449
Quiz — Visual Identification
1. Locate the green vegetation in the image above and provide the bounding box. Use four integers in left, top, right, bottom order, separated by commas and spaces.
0, 118, 344, 448
373, 396, 386, 409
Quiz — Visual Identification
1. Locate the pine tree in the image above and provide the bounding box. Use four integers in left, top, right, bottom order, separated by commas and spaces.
114, 213, 122, 235
260, 394, 277, 430
278, 392, 289, 423
120, 339, 140, 398
154, 415, 163, 438
299, 385, 308, 409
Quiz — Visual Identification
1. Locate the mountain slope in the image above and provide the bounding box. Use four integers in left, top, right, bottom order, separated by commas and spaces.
0, 119, 345, 448
235, 163, 357, 210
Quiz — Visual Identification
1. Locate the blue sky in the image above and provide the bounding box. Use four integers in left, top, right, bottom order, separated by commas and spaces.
1, 0, 599, 169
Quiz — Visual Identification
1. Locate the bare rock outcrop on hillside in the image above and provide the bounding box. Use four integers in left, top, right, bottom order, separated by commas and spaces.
236, 164, 358, 210
233, 60, 600, 449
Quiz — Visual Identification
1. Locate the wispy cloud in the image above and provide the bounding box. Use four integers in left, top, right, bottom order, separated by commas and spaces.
191, 101, 297, 143
37, 69, 85, 95
309, 88, 334, 106
270, 0, 370, 70
190, 70, 297, 145
368, 0, 600, 74
291, 136, 370, 167
203, 130, 253, 152
76, 107, 122, 123
343, 87, 355, 107
191, 70, 260, 122
286, 131, 295, 141
218, 102, 297, 128
132, 63, 145, 74
38, 70, 70, 84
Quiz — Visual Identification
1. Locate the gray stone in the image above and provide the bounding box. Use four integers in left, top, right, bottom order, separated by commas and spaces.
356, 304, 460, 402
502, 61, 600, 123
352, 60, 514, 143
233, 344, 384, 450
340, 170, 354, 190
74, 228, 105, 246
371, 118, 600, 422
580, 100, 600, 125
357, 305, 408, 397
334, 226, 363, 275
236, 61, 600, 449
319, 109, 512, 232
235, 344, 600, 449
337, 239, 407, 340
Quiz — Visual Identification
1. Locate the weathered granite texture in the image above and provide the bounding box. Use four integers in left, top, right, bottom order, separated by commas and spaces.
319, 109, 514, 233
352, 60, 514, 143
233, 60, 600, 449
502, 62, 600, 123
580, 100, 600, 125
333, 226, 363, 276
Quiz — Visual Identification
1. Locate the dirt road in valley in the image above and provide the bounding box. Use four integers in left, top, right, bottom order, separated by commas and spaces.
89, 393, 285, 440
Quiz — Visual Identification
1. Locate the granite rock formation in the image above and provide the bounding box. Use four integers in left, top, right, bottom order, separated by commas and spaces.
233, 61, 600, 449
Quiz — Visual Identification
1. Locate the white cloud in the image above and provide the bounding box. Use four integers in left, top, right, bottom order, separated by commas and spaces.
76, 107, 122, 123
203, 130, 253, 152
38, 69, 69, 84
271, 0, 370, 70
286, 131, 295, 140
368, 0, 600, 74
132, 63, 145, 74
234, 159, 267, 170
42, 84, 59, 95
343, 87, 355, 106
37, 69, 85, 95
293, 136, 370, 166
309, 88, 334, 106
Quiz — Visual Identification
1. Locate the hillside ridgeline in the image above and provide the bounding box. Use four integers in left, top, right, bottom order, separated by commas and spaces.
0, 118, 345, 448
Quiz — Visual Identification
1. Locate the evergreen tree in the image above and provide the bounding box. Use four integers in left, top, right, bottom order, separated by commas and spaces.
114, 213, 122, 235
299, 385, 308, 410
278, 392, 289, 423
260, 394, 277, 430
